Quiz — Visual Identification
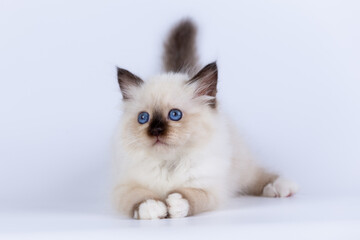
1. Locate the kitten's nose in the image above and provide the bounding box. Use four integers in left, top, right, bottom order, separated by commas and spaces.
147, 111, 167, 137
149, 126, 165, 136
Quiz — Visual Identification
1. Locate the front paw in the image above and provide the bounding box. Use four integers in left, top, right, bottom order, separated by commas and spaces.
133, 199, 167, 220
165, 193, 190, 218
262, 178, 299, 198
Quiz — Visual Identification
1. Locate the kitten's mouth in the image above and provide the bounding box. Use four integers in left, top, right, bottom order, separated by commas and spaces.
153, 137, 168, 146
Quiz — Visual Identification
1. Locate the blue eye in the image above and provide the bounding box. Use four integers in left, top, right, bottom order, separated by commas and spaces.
138, 112, 149, 124
168, 109, 182, 121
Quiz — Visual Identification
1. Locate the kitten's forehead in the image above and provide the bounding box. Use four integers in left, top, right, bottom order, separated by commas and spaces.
134, 73, 193, 111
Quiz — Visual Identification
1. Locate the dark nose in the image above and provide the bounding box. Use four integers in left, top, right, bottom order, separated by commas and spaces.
147, 112, 167, 137
149, 126, 165, 136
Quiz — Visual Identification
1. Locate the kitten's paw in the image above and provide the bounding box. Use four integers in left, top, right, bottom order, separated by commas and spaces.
165, 193, 190, 218
133, 199, 167, 220
262, 178, 298, 198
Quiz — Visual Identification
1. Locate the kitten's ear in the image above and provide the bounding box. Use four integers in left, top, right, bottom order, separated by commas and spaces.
187, 62, 218, 107
117, 67, 144, 100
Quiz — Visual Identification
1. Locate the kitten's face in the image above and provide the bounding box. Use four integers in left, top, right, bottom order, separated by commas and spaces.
117, 63, 218, 156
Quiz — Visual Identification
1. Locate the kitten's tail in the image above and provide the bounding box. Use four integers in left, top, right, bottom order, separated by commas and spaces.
163, 19, 199, 75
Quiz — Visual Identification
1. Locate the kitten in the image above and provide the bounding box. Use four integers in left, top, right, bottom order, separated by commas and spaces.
113, 20, 298, 220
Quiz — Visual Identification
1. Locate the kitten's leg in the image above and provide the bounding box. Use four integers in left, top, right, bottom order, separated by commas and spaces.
165, 188, 218, 218
244, 167, 298, 197
114, 183, 167, 220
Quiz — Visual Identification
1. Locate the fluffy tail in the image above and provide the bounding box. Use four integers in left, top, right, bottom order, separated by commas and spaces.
162, 19, 199, 75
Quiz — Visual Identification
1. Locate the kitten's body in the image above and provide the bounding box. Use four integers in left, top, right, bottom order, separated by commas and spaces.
113, 20, 297, 219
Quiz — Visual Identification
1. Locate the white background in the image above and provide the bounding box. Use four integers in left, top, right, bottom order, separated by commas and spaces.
0, 0, 359, 239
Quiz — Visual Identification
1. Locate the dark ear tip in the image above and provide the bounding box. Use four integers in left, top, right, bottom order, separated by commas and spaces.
206, 61, 217, 70
116, 67, 126, 76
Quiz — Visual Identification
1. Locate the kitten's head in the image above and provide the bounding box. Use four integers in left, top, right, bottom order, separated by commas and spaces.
117, 62, 218, 157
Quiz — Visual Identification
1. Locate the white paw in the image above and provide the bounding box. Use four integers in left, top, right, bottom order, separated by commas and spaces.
262, 178, 298, 198
133, 199, 167, 220
165, 193, 190, 218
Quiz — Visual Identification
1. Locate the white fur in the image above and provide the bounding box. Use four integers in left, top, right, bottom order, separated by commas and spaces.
262, 178, 299, 197
134, 199, 167, 220
166, 193, 190, 218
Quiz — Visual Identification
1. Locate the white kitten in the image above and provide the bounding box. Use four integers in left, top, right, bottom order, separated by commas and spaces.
113, 20, 298, 220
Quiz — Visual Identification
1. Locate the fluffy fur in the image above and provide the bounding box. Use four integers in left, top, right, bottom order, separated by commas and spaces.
113, 19, 298, 219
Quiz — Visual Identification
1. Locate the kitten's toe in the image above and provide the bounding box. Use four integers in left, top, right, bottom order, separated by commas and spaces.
262, 178, 298, 198
133, 199, 167, 220
165, 193, 190, 218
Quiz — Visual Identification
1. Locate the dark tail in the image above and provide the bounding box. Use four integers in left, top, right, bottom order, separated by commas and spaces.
162, 19, 199, 75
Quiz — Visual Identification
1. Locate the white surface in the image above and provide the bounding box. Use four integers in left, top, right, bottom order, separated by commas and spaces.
0, 0, 359, 239
1, 196, 360, 239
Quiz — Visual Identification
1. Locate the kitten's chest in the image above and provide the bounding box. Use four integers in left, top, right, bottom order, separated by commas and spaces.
133, 158, 192, 195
